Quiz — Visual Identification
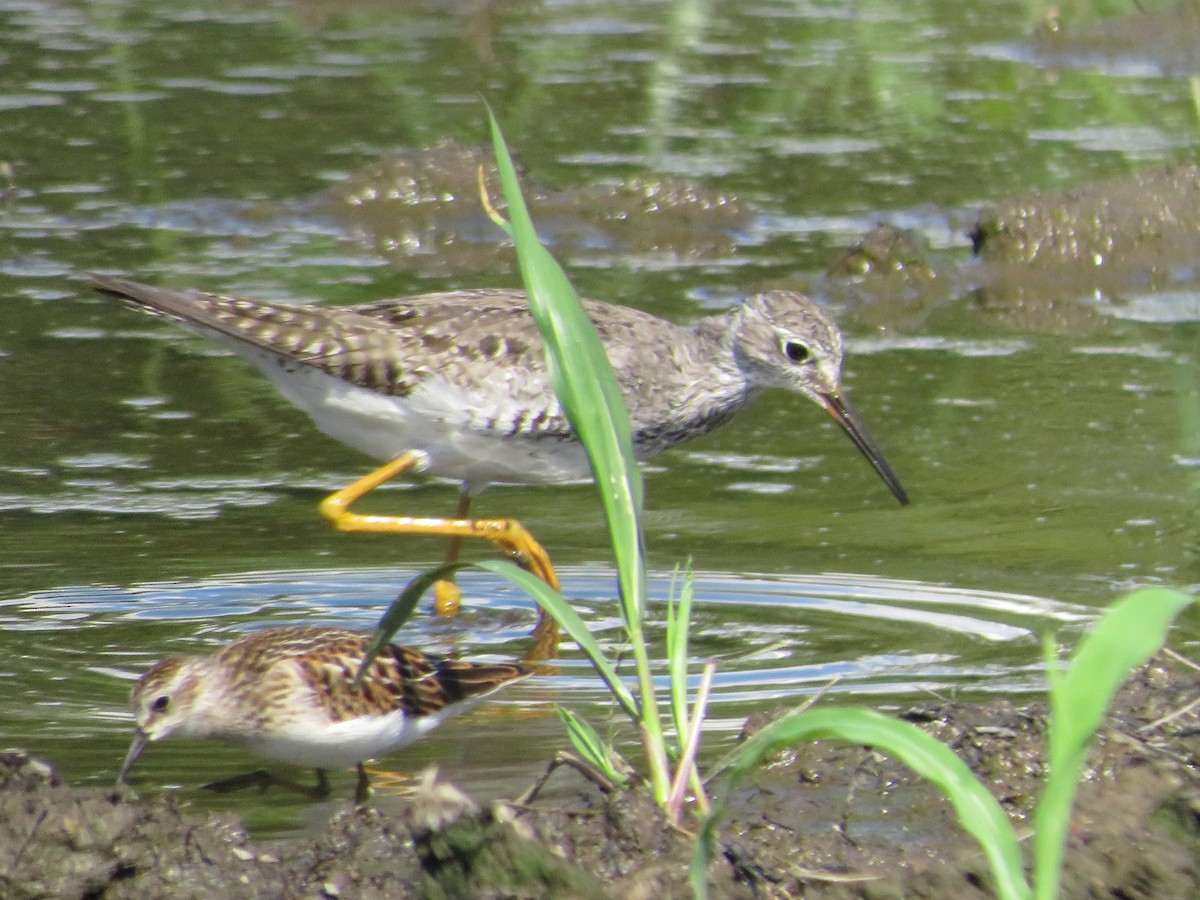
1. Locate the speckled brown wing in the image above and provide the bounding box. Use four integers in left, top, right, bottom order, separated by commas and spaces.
349, 288, 721, 445
232, 626, 531, 724
381, 646, 533, 719
90, 277, 579, 436
215, 626, 354, 673
346, 289, 575, 435
92, 275, 446, 398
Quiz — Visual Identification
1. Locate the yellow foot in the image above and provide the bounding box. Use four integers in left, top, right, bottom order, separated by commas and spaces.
433, 578, 462, 616
361, 765, 416, 799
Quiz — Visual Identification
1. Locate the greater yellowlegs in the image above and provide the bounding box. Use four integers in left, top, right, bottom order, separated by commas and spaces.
118, 625, 531, 803
91, 276, 908, 614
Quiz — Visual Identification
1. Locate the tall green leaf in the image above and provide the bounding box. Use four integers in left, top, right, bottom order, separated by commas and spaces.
485, 108, 670, 802
358, 562, 464, 682
474, 559, 639, 719
1034, 587, 1194, 899
484, 107, 646, 619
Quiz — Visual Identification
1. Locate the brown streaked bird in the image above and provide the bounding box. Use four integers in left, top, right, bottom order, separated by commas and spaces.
118, 625, 532, 803
90, 275, 908, 620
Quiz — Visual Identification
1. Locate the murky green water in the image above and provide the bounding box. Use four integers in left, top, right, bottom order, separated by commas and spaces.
0, 0, 1196, 830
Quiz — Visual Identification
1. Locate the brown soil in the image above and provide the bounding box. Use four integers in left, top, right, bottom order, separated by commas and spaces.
3, 653, 1198, 899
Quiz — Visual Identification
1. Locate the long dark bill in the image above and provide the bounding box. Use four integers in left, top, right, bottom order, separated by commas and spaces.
820, 392, 909, 506
117, 729, 149, 785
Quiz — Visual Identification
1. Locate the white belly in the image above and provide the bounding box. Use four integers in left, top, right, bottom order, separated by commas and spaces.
240, 704, 463, 770
246, 350, 594, 488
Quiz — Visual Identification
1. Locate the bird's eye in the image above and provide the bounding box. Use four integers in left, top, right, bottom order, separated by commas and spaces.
783, 340, 811, 364
151, 695, 170, 713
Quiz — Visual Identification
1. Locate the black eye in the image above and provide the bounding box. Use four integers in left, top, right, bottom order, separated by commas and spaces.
151, 695, 170, 713
783, 340, 811, 363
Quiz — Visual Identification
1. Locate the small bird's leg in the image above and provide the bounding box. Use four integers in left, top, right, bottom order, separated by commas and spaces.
319, 451, 563, 645
354, 763, 370, 805
203, 768, 331, 801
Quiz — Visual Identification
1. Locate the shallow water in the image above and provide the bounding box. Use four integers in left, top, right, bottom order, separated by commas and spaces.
0, 0, 1196, 831
2, 565, 1090, 830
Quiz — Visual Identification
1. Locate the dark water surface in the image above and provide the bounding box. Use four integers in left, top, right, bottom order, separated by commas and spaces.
0, 0, 1196, 830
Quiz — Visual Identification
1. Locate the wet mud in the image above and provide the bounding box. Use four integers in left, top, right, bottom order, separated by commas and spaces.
818, 162, 1200, 334
1032, 6, 1200, 79
295, 140, 1200, 337
305, 138, 745, 277
161, 130, 1200, 338
4, 654, 1197, 898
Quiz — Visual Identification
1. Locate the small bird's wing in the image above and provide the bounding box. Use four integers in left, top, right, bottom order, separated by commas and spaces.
226, 627, 531, 723
215, 626, 362, 678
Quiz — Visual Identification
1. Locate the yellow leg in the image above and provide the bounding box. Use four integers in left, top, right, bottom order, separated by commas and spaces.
319, 452, 562, 658
431, 490, 472, 616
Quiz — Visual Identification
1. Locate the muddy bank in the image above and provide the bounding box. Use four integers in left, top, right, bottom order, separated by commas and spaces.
3, 653, 1198, 898
962, 163, 1200, 331
124, 133, 1200, 336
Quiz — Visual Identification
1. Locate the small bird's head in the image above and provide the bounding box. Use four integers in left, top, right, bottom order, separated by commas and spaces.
732, 291, 908, 506
118, 656, 204, 784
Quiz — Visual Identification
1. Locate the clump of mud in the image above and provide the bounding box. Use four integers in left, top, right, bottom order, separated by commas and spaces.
970, 164, 1200, 269
813, 162, 1200, 335
308, 138, 745, 276
962, 164, 1200, 330
3, 654, 1199, 898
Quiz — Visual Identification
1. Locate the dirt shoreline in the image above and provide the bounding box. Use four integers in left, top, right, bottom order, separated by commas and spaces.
3, 653, 1197, 899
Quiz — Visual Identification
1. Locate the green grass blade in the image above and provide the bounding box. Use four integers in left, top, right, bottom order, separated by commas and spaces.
691, 817, 713, 900
485, 107, 670, 803
484, 106, 646, 621
556, 706, 630, 786
666, 659, 714, 821
473, 559, 640, 720
1034, 587, 1195, 900
364, 555, 640, 719
712, 707, 1031, 900
555, 706, 610, 773
358, 561, 466, 683
1045, 587, 1194, 770
666, 563, 696, 746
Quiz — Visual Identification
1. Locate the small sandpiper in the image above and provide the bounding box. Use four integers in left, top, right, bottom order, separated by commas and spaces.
91, 276, 908, 614
118, 625, 532, 803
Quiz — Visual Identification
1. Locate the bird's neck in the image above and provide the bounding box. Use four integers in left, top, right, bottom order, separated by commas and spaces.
690, 309, 749, 400
183, 660, 243, 739
694, 307, 741, 348
629, 313, 758, 454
